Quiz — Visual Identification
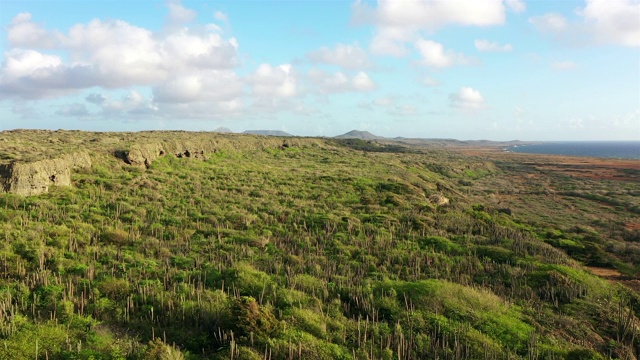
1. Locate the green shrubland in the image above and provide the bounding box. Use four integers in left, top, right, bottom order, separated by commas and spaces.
0, 133, 638, 359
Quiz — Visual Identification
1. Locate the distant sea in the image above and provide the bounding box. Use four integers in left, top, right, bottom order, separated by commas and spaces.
507, 141, 640, 160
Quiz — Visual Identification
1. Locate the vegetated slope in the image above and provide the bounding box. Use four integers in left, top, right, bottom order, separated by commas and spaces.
0, 132, 638, 359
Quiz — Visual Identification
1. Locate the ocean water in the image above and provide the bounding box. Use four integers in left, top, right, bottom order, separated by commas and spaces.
508, 141, 640, 160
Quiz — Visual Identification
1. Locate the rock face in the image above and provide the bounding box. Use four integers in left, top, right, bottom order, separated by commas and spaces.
0, 133, 313, 196
124, 137, 300, 169
0, 152, 92, 196
126, 141, 213, 168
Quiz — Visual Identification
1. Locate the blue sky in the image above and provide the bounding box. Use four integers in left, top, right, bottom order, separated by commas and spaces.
0, 0, 638, 140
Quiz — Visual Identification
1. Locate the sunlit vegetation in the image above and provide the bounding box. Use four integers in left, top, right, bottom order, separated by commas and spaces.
0, 134, 638, 359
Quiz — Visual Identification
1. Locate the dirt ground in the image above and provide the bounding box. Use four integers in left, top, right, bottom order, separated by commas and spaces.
587, 267, 640, 293
454, 147, 640, 182
450, 146, 640, 294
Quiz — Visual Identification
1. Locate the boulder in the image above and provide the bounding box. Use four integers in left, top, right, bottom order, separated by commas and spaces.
0, 152, 91, 196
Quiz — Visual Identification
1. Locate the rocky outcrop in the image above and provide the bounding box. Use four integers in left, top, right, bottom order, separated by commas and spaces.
0, 133, 315, 195
126, 140, 213, 168
124, 137, 300, 168
0, 152, 92, 196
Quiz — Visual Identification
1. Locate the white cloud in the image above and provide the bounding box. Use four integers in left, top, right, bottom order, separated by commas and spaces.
162, 28, 239, 70
0, 49, 95, 98
7, 12, 58, 48
353, 0, 507, 30
214, 11, 229, 22
307, 69, 376, 93
414, 39, 472, 68
352, 71, 376, 91
356, 0, 520, 57
1, 4, 323, 121
102, 91, 158, 116
506, 0, 526, 13
166, 0, 197, 27
449, 87, 485, 109
582, 0, 640, 47
474, 39, 513, 52
550, 61, 577, 70
251, 64, 297, 98
530, 1, 639, 47
63, 19, 167, 87
2, 48, 62, 79
369, 27, 415, 56
153, 76, 203, 103
0, 11, 240, 99
528, 12, 568, 33
307, 44, 371, 69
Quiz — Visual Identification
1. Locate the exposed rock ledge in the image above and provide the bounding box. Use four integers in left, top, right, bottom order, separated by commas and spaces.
124, 137, 297, 168
0, 152, 92, 196
0, 135, 307, 196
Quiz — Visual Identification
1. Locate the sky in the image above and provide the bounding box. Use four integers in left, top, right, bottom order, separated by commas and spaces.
0, 0, 638, 140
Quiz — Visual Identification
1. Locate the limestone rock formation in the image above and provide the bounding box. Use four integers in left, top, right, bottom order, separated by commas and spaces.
0, 152, 92, 196
124, 136, 304, 169
0, 131, 316, 195
125, 140, 214, 168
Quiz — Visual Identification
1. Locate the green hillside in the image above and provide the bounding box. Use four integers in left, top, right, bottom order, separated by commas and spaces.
0, 132, 638, 359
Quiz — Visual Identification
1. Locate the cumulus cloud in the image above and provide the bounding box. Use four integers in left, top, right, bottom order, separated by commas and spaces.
528, 12, 568, 33
369, 27, 415, 56
582, 0, 640, 47
0, 49, 96, 98
0, 10, 240, 99
307, 44, 371, 69
161, 28, 239, 70
153, 70, 243, 103
474, 39, 513, 52
102, 91, 158, 116
355, 0, 526, 57
251, 64, 297, 98
166, 0, 197, 27
353, 0, 507, 30
506, 0, 526, 13
214, 11, 229, 22
7, 12, 58, 48
307, 69, 376, 93
530, 0, 639, 47
414, 39, 472, 68
449, 87, 485, 109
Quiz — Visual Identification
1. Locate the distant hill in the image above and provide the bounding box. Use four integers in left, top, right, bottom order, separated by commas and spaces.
213, 127, 233, 133
335, 130, 381, 140
243, 130, 293, 137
